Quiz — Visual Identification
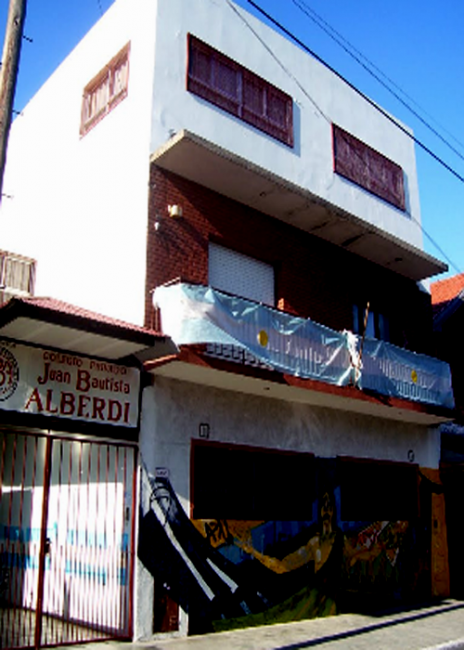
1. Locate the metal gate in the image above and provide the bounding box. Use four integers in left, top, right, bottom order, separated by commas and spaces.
0, 429, 137, 649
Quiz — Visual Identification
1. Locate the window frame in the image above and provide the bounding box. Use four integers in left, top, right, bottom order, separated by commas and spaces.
80, 42, 131, 137
187, 34, 294, 147
0, 250, 36, 306
353, 303, 390, 342
208, 241, 276, 307
0, 250, 36, 294
332, 124, 406, 211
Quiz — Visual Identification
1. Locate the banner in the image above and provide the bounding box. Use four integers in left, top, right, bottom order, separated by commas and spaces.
360, 338, 454, 410
154, 283, 455, 409
154, 283, 354, 387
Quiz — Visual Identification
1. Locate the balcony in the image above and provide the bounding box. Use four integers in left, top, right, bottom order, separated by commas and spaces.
151, 282, 454, 422
151, 130, 446, 282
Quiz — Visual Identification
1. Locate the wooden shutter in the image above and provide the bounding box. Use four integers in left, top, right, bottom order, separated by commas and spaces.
80, 43, 130, 136
333, 124, 406, 211
188, 34, 293, 147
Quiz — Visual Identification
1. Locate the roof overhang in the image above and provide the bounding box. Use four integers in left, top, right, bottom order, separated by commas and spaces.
146, 347, 454, 426
151, 130, 446, 282
0, 297, 176, 360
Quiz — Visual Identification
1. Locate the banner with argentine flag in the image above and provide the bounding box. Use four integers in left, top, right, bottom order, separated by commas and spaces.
153, 283, 454, 410
153, 283, 354, 386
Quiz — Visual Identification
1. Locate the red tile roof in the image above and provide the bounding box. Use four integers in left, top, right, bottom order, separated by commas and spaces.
431, 273, 464, 306
1, 295, 161, 337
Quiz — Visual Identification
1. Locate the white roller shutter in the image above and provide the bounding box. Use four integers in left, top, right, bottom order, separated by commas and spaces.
208, 242, 275, 306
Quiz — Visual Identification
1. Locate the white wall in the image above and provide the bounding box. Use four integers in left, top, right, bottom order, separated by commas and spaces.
0, 0, 158, 324
150, 0, 423, 251
137, 374, 439, 638
0, 0, 425, 325
140, 377, 439, 515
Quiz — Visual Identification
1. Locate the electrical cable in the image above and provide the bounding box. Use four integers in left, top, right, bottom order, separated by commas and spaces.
227, 0, 462, 274
244, 0, 464, 187
291, 0, 464, 275
410, 215, 461, 276
225, 0, 328, 121
291, 0, 464, 164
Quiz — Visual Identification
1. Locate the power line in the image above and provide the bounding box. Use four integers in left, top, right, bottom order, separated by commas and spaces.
282, 2, 464, 275
411, 215, 461, 276
228, 0, 462, 274
291, 0, 464, 164
292, 0, 464, 156
245, 0, 464, 187
226, 0, 328, 122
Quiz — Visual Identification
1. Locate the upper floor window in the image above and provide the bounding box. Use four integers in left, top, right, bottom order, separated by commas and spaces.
0, 250, 36, 306
208, 242, 275, 306
80, 43, 130, 137
333, 124, 406, 211
353, 303, 389, 342
187, 34, 293, 147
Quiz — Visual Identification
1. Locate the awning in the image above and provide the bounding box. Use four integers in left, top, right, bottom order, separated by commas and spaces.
0, 296, 175, 360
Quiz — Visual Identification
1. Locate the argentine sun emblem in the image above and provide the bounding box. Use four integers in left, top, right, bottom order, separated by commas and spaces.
0, 346, 19, 401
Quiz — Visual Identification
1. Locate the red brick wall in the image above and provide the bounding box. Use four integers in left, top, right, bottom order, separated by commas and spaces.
145, 166, 433, 353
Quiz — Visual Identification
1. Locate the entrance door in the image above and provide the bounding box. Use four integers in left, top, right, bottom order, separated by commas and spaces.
0, 430, 137, 649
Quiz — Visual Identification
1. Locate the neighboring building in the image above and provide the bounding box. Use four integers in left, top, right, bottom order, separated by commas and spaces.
431, 273, 464, 416
0, 0, 456, 643
431, 274, 464, 600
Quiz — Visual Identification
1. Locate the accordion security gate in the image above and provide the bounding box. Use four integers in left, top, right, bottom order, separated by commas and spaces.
0, 430, 137, 649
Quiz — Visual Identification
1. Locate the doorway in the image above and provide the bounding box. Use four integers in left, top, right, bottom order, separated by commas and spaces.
0, 429, 137, 648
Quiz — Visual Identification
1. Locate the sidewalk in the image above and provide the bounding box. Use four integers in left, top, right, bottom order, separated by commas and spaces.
79, 600, 464, 650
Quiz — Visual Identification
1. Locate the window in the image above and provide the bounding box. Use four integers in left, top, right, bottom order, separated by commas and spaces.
187, 34, 293, 147
339, 458, 418, 522
333, 124, 406, 211
353, 304, 389, 341
0, 250, 36, 306
80, 43, 130, 136
192, 441, 314, 520
208, 242, 275, 306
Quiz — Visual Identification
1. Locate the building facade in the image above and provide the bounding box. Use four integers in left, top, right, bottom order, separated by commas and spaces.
0, 297, 172, 647
432, 273, 464, 416
0, 0, 455, 642
431, 274, 464, 600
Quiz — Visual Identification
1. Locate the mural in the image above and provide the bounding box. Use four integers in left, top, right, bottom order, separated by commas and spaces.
139, 459, 426, 635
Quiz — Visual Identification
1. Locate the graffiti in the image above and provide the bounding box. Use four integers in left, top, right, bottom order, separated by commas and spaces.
237, 492, 340, 575
139, 460, 425, 635
204, 520, 233, 547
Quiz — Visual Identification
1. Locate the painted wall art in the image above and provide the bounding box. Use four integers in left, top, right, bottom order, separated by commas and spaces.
138, 451, 433, 635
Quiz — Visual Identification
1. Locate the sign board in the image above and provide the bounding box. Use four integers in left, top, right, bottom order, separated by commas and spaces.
0, 340, 140, 427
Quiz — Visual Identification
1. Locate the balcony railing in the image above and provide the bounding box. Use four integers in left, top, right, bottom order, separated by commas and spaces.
153, 282, 455, 410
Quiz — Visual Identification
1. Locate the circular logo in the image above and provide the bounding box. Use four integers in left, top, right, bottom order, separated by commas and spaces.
257, 329, 269, 347
0, 346, 19, 401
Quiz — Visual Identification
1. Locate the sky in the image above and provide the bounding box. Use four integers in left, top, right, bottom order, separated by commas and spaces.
1, 0, 463, 282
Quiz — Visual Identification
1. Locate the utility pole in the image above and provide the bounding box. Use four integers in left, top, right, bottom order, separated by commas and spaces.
0, 0, 27, 203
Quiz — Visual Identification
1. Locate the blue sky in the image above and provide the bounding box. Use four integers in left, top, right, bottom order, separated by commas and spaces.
2, 0, 463, 281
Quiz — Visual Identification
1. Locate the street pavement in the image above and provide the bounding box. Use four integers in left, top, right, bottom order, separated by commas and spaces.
71, 600, 464, 650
